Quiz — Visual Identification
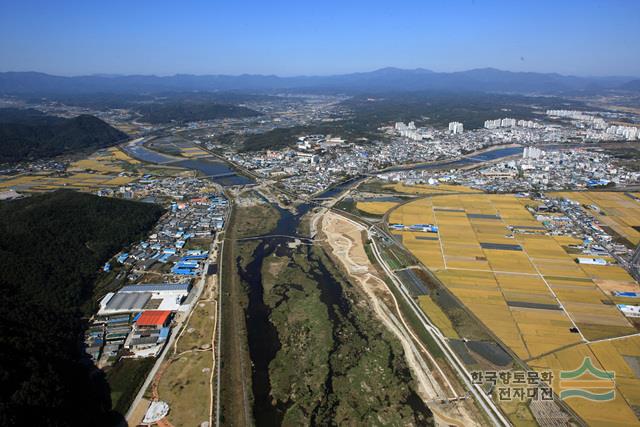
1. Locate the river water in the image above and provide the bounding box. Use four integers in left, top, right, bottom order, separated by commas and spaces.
122, 139, 254, 186
156, 143, 524, 423
237, 203, 311, 425
381, 145, 524, 173
237, 183, 432, 425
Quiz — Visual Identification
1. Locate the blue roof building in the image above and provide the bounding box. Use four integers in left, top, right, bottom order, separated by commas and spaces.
120, 283, 192, 293
171, 267, 197, 276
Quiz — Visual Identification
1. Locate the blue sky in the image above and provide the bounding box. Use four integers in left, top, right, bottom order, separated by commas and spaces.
1, 0, 638, 77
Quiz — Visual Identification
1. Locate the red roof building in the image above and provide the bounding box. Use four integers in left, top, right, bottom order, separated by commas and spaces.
136, 310, 171, 327
191, 197, 209, 205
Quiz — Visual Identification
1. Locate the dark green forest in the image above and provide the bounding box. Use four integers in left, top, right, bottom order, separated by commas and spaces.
137, 101, 261, 124
340, 91, 590, 129
23, 91, 281, 110
0, 191, 163, 426
0, 108, 127, 163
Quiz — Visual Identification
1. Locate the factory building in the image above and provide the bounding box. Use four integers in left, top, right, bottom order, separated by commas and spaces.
576, 257, 607, 265
98, 283, 191, 315
124, 310, 172, 357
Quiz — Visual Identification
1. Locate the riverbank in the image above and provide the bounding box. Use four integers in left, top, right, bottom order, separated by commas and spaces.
219, 187, 439, 425
320, 211, 485, 426
377, 143, 523, 173
217, 200, 255, 426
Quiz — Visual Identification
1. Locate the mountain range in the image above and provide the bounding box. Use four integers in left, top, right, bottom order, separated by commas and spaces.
1, 68, 638, 95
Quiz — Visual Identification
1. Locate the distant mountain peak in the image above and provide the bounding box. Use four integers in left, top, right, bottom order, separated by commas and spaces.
371, 67, 434, 74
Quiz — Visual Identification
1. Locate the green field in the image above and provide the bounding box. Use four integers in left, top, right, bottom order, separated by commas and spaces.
106, 358, 156, 415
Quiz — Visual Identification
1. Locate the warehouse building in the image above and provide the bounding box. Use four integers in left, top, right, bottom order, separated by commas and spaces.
98, 292, 151, 315
98, 283, 191, 315
125, 310, 172, 357
576, 257, 607, 265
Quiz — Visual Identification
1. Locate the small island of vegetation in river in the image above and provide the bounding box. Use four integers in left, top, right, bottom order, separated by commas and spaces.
219, 191, 431, 425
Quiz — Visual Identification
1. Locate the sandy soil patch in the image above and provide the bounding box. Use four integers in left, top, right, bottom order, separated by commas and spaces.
321, 212, 481, 426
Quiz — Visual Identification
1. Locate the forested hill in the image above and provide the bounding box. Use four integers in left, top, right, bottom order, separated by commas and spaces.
0, 108, 127, 163
0, 191, 163, 426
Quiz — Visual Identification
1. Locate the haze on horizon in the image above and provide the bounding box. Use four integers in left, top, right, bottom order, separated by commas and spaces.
1, 0, 639, 78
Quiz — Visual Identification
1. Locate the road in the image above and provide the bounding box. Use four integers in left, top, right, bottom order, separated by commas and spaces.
214, 196, 252, 427
214, 225, 224, 427
364, 226, 512, 426
325, 201, 511, 426
128, 137, 510, 425
125, 240, 216, 423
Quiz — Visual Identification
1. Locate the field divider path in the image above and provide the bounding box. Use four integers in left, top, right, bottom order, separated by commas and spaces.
368, 231, 511, 427
493, 212, 589, 344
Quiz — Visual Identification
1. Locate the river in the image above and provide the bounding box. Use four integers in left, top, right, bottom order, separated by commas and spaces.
157, 140, 546, 423
380, 145, 524, 173
121, 138, 254, 186
237, 179, 431, 425
237, 202, 314, 425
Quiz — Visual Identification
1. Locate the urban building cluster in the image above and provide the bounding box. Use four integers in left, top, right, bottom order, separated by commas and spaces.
533, 197, 631, 258
394, 121, 433, 141
605, 125, 639, 140
379, 148, 639, 193
226, 119, 581, 195
546, 109, 640, 141
221, 107, 640, 196
470, 148, 638, 191
546, 109, 603, 123
484, 118, 541, 129
83, 184, 227, 366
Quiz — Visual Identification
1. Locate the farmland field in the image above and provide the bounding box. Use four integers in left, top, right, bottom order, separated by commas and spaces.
355, 200, 399, 215
383, 182, 481, 195
385, 191, 640, 426
0, 147, 142, 192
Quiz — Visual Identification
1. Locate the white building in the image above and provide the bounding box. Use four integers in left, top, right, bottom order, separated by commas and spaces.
98, 283, 191, 315
501, 118, 516, 128
576, 257, 607, 265
448, 122, 464, 134
484, 119, 501, 129
618, 304, 640, 318
523, 147, 545, 160
485, 118, 539, 129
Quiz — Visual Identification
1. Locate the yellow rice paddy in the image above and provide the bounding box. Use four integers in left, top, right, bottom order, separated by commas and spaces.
388, 191, 640, 425
180, 146, 210, 158
355, 201, 399, 215
0, 147, 140, 192
383, 182, 481, 195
